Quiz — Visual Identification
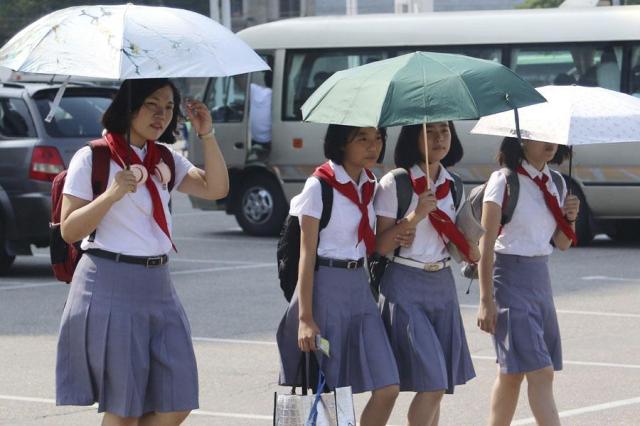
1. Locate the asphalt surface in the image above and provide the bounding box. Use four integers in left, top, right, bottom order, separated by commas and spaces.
1, 192, 639, 425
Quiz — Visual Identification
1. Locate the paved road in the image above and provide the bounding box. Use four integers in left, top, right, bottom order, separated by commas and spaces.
1, 192, 639, 425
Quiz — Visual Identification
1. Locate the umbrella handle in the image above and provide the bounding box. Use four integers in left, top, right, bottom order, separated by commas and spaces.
568, 146, 573, 196
423, 121, 430, 192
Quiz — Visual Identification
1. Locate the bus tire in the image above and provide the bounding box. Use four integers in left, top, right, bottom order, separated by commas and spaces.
607, 220, 640, 242
568, 181, 594, 246
235, 175, 287, 236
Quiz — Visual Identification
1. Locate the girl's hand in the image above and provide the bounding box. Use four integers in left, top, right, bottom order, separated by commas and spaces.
477, 298, 497, 335
298, 317, 320, 353
108, 170, 137, 201
415, 190, 437, 219
563, 194, 580, 222
394, 218, 416, 248
184, 99, 214, 137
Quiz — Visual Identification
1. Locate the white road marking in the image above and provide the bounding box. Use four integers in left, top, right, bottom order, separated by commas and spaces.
581, 275, 638, 283
459, 304, 640, 319
192, 338, 640, 370
511, 396, 640, 425
171, 263, 273, 276
0, 395, 273, 421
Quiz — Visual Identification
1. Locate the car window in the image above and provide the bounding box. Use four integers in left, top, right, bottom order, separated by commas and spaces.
0, 97, 36, 138
34, 94, 113, 138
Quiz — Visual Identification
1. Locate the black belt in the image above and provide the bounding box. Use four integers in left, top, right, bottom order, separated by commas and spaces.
316, 257, 364, 269
86, 249, 168, 267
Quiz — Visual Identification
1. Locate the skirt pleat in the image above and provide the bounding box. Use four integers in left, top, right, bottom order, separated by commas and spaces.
379, 263, 475, 394
492, 253, 562, 374
56, 254, 199, 417
277, 265, 399, 394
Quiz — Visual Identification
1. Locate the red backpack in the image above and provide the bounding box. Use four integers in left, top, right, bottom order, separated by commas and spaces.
49, 138, 176, 283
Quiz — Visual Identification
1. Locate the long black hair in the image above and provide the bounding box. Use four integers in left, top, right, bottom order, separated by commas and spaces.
394, 121, 463, 169
498, 137, 571, 170
102, 78, 182, 144
323, 124, 387, 164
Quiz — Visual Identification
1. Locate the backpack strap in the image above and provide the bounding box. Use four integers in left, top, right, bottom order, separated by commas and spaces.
501, 167, 520, 226
391, 168, 413, 220
89, 139, 111, 197
156, 143, 177, 192
87, 139, 111, 242
390, 168, 413, 257
448, 170, 464, 212
549, 170, 565, 201
316, 177, 333, 231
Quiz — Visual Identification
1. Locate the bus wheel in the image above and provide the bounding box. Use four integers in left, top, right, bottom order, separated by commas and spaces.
607, 220, 640, 242
235, 175, 287, 236
568, 181, 594, 246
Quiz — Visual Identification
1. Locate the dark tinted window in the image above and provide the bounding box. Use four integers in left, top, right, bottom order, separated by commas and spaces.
0, 98, 35, 138
34, 94, 113, 138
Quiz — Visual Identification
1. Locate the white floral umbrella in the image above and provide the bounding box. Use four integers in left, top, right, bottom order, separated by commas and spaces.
0, 4, 268, 79
471, 85, 640, 146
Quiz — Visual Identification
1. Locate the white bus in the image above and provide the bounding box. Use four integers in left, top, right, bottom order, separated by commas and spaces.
188, 5, 640, 245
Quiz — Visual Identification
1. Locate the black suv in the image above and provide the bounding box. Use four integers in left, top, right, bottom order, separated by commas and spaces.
0, 81, 116, 274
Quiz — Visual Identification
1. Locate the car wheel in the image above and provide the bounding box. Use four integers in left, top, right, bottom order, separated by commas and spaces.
235, 175, 288, 236
0, 229, 16, 275
567, 181, 594, 246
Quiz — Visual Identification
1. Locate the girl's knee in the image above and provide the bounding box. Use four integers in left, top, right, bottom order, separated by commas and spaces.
104, 413, 139, 426
526, 367, 555, 385
373, 384, 400, 402
499, 372, 525, 387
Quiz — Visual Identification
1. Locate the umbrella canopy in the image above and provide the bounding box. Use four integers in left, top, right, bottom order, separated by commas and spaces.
301, 51, 546, 127
471, 85, 640, 146
0, 4, 268, 80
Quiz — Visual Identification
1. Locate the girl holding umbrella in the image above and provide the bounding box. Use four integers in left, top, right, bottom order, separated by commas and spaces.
476, 137, 579, 426
57, 78, 228, 426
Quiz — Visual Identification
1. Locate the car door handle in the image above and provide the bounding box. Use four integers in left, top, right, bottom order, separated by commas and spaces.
233, 142, 244, 150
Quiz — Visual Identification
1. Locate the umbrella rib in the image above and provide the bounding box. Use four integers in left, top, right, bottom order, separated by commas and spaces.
118, 4, 128, 78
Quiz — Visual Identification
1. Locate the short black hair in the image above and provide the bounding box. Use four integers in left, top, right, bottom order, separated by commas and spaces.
498, 137, 571, 170
394, 121, 464, 169
102, 78, 182, 144
323, 124, 387, 164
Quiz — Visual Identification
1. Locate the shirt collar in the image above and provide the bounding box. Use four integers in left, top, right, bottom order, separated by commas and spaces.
410, 163, 452, 186
522, 160, 551, 180
330, 160, 375, 187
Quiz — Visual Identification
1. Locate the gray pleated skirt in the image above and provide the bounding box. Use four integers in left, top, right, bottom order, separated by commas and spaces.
379, 263, 476, 394
493, 253, 562, 374
277, 265, 400, 394
56, 254, 199, 417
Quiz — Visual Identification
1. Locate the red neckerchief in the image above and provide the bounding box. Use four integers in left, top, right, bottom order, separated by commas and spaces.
409, 168, 473, 262
313, 162, 376, 256
104, 132, 176, 252
516, 165, 577, 246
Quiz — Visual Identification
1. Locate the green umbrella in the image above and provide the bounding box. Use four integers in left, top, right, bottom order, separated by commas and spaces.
301, 51, 545, 127
301, 51, 545, 186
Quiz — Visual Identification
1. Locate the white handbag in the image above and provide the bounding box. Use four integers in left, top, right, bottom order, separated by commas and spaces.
273, 356, 356, 426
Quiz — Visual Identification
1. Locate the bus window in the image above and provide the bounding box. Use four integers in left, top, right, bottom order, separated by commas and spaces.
398, 46, 502, 63
283, 49, 389, 121
204, 75, 247, 123
510, 45, 622, 90
630, 46, 640, 97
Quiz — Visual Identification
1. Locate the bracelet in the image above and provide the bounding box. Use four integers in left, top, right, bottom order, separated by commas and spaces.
197, 127, 215, 139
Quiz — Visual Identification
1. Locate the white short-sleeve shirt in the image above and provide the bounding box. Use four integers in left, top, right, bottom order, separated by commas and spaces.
374, 164, 461, 263
63, 143, 195, 256
289, 161, 376, 260
483, 160, 567, 257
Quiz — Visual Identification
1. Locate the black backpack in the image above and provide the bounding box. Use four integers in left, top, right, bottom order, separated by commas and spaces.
277, 177, 333, 302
